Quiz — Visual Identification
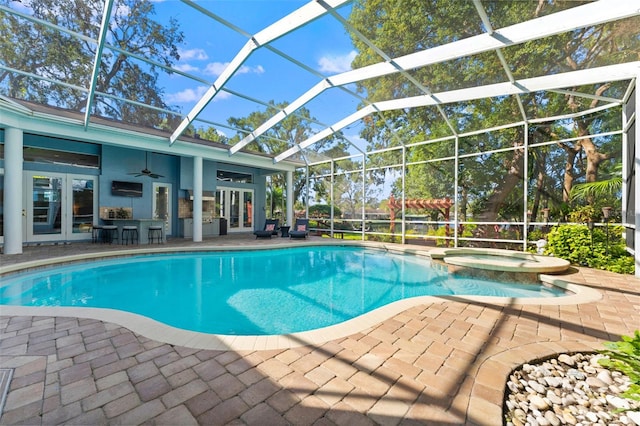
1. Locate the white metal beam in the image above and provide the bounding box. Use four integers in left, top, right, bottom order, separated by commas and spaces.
235, 0, 640, 155
275, 62, 640, 162
83, 0, 114, 130
168, 0, 350, 145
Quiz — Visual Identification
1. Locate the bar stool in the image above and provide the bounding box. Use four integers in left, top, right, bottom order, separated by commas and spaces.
122, 225, 139, 245
148, 225, 163, 244
102, 225, 118, 244
91, 224, 103, 243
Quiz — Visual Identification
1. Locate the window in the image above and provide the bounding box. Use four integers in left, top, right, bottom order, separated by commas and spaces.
216, 170, 252, 183
23, 147, 99, 169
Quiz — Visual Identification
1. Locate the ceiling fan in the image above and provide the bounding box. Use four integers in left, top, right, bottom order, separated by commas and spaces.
129, 152, 164, 178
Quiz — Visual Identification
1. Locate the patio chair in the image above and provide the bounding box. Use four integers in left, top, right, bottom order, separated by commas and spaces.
254, 219, 279, 239
289, 218, 309, 239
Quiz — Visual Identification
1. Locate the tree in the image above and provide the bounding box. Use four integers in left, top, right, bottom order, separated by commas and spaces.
0, 0, 184, 128
348, 0, 639, 222
570, 162, 622, 204
227, 101, 350, 205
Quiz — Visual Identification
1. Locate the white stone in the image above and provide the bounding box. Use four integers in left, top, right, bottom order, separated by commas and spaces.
563, 411, 577, 425
546, 390, 562, 405
607, 394, 631, 410
562, 394, 577, 406
529, 394, 550, 410
558, 354, 575, 366
620, 415, 633, 425
508, 381, 521, 393
536, 414, 550, 425
627, 411, 640, 425
529, 380, 546, 394
544, 410, 561, 426
586, 376, 607, 389
609, 384, 622, 394
585, 411, 598, 423
567, 369, 585, 380
597, 410, 612, 421
590, 398, 603, 408
513, 408, 527, 423
596, 370, 613, 385
545, 377, 563, 388
590, 355, 605, 367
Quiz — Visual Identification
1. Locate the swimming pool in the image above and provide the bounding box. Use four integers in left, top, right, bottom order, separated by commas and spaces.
0, 246, 565, 335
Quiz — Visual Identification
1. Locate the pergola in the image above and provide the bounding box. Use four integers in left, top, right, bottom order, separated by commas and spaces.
1, 0, 639, 270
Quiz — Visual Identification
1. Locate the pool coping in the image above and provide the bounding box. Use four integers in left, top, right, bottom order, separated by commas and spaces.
429, 247, 571, 273
0, 241, 602, 351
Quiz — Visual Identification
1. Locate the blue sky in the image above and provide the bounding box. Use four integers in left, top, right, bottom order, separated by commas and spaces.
152, 1, 362, 140
7, 0, 368, 151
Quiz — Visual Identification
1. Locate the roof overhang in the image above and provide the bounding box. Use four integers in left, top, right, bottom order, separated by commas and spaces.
0, 99, 301, 172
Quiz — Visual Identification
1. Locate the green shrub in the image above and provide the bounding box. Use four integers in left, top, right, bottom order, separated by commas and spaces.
545, 224, 594, 264
309, 204, 342, 218
545, 224, 634, 274
599, 331, 640, 401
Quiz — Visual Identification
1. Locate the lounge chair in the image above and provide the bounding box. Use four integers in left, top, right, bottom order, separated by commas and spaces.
254, 219, 279, 239
289, 218, 309, 239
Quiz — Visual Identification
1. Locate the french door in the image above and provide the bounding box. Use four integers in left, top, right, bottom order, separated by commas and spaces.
24, 172, 98, 242
216, 187, 253, 232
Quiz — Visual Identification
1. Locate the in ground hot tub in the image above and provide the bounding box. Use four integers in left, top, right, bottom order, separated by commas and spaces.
429, 247, 571, 283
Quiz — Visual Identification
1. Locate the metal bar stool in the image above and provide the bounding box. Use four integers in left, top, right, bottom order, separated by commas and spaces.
148, 225, 163, 244
91, 224, 103, 243
122, 225, 139, 245
102, 225, 118, 244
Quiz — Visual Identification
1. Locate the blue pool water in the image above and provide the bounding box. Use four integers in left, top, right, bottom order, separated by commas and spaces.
0, 246, 564, 335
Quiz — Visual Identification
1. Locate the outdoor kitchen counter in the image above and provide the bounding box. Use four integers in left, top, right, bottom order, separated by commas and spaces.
103, 219, 166, 244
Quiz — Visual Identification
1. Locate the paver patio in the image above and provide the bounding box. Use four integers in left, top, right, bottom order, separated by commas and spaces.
1, 235, 639, 425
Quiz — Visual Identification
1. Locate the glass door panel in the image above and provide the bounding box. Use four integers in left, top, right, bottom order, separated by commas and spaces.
72, 178, 94, 234
32, 175, 63, 236
243, 191, 253, 229
153, 183, 172, 236
230, 190, 240, 230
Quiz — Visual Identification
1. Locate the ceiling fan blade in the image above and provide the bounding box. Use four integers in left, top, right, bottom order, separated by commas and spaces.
127, 152, 162, 177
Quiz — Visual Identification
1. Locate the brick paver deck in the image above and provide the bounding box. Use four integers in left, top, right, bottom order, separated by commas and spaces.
1, 235, 639, 425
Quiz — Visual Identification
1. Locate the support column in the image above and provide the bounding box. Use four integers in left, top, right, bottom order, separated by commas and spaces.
4, 128, 23, 255
193, 156, 203, 242
633, 77, 640, 277
286, 171, 294, 227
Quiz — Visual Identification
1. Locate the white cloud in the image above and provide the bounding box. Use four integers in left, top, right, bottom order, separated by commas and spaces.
179, 48, 208, 61
318, 50, 357, 74
204, 62, 265, 77
166, 86, 209, 103
112, 4, 131, 19
211, 91, 232, 102
174, 63, 199, 73
203, 62, 228, 76
241, 64, 264, 75
167, 86, 234, 104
